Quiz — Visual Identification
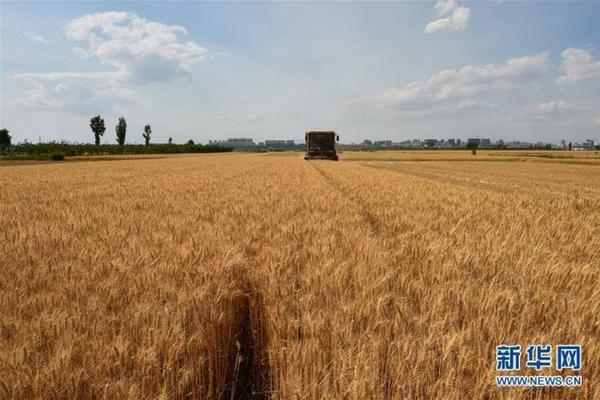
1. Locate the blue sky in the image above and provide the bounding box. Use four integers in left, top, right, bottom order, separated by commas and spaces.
1, 1, 600, 144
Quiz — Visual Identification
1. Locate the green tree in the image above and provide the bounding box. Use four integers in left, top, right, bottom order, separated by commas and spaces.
115, 117, 127, 145
142, 124, 152, 146
90, 115, 106, 146
466, 141, 478, 155
0, 128, 11, 153
168, 137, 173, 145
187, 139, 195, 145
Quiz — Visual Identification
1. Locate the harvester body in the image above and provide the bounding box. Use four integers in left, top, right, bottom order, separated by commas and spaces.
304, 131, 339, 161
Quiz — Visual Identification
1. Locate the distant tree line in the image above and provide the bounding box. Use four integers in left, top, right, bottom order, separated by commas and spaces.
88, 116, 169, 148
0, 115, 233, 160
3, 141, 233, 160
90, 115, 140, 146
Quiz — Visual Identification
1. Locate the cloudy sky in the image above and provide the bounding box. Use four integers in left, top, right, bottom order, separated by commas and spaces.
1, 1, 600, 144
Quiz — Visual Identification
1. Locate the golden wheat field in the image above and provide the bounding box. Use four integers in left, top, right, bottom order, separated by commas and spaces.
1, 151, 598, 400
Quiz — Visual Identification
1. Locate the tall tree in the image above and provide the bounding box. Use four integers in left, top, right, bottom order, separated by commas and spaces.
0, 128, 11, 153
168, 137, 173, 145
90, 116, 106, 146
142, 124, 152, 146
115, 117, 127, 145
466, 141, 478, 155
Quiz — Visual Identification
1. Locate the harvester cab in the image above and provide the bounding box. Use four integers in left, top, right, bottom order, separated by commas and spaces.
304, 131, 339, 161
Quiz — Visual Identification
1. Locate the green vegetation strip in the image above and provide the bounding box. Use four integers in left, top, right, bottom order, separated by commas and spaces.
0, 142, 233, 161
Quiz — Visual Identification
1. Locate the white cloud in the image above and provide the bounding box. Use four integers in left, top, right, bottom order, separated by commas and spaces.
26, 31, 51, 44
13, 72, 137, 110
434, 0, 458, 17
13, 12, 207, 111
509, 100, 587, 123
536, 100, 577, 113
218, 113, 266, 123
377, 52, 550, 111
425, 0, 471, 33
65, 11, 207, 83
456, 98, 495, 110
558, 48, 600, 83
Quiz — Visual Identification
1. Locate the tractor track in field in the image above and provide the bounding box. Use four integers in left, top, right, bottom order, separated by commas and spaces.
202, 159, 278, 399
309, 161, 384, 237
357, 161, 519, 195
225, 270, 271, 400
358, 161, 596, 199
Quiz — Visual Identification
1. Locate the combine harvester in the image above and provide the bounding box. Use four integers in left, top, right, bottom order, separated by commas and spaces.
304, 131, 340, 161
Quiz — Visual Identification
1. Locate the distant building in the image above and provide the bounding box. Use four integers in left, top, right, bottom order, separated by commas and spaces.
264, 140, 297, 150
265, 140, 295, 147
506, 141, 532, 149
443, 139, 462, 148
209, 138, 255, 149
424, 139, 438, 148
